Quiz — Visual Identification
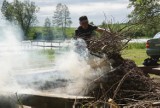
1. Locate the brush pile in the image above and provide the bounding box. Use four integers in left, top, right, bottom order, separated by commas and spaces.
82, 24, 160, 107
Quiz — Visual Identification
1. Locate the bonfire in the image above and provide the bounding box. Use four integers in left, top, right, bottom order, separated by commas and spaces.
78, 22, 160, 107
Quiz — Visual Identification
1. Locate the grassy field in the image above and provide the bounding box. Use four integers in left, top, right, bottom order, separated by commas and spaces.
122, 49, 148, 65
42, 48, 148, 66
38, 49, 55, 60
122, 43, 148, 65
126, 43, 146, 49
39, 43, 148, 66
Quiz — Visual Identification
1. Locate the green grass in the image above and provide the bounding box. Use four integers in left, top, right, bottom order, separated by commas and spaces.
65, 28, 75, 38
122, 49, 148, 65
126, 43, 146, 49
122, 43, 148, 65
37, 49, 55, 60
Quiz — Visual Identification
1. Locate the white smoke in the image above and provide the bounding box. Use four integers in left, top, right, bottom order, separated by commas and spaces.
0, 21, 52, 93
0, 20, 111, 99
0, 21, 22, 90
53, 39, 111, 95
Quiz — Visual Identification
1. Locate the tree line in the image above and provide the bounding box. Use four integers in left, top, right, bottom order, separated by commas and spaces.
1, 0, 72, 40
1, 0, 160, 40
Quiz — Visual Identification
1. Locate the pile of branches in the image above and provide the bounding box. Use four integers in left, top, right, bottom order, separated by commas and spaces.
88, 23, 133, 68
81, 23, 160, 107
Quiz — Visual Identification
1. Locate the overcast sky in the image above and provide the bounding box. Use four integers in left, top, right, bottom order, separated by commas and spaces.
0, 0, 133, 27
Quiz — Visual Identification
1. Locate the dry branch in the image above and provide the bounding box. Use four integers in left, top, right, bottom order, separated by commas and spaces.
80, 22, 160, 107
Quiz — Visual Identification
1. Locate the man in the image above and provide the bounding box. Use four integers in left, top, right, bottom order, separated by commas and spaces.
75, 16, 107, 43
74, 16, 108, 58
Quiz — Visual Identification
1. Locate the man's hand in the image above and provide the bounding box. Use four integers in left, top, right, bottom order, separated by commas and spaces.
96, 27, 110, 34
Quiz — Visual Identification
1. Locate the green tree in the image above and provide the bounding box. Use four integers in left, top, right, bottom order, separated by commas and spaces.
52, 3, 72, 38
43, 17, 54, 40
128, 0, 160, 36
1, 0, 39, 40
1, 0, 14, 21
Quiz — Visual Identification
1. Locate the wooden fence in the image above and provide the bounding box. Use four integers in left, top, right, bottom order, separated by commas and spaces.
21, 40, 69, 50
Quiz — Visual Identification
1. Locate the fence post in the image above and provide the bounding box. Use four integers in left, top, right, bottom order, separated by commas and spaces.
51, 41, 53, 50
31, 40, 33, 50
59, 41, 60, 50
37, 41, 38, 49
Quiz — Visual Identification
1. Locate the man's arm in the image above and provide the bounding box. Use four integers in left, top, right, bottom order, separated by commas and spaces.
95, 27, 110, 34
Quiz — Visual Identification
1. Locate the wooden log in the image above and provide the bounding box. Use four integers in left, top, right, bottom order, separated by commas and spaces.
17, 92, 94, 108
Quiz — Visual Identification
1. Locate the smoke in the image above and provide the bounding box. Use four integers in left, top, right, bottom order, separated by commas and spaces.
0, 20, 112, 107
0, 21, 28, 108
0, 21, 112, 94
0, 20, 59, 107
0, 22, 22, 90
0, 21, 53, 92
52, 39, 112, 95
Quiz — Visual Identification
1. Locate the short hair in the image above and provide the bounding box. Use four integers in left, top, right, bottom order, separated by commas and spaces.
79, 16, 88, 22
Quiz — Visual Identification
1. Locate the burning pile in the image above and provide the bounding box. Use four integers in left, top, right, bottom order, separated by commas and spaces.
81, 24, 160, 107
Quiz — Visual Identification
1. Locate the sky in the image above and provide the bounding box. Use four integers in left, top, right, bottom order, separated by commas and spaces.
0, 0, 133, 27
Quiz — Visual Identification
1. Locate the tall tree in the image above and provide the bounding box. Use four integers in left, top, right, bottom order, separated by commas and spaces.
52, 3, 72, 38
1, 0, 14, 21
128, 0, 160, 36
43, 17, 54, 40
1, 0, 39, 40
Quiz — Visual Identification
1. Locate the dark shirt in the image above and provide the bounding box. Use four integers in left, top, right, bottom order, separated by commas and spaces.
75, 24, 98, 40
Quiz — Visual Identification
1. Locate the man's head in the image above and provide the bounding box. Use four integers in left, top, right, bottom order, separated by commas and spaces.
79, 16, 89, 29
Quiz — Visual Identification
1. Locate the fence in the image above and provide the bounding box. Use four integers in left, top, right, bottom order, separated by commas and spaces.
21, 40, 69, 50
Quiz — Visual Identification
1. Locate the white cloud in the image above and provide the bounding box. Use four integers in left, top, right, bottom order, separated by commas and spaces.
69, 2, 128, 13
0, 0, 132, 27
36, 2, 132, 27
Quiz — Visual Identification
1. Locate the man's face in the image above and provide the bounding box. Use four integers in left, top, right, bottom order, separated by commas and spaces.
80, 20, 89, 29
